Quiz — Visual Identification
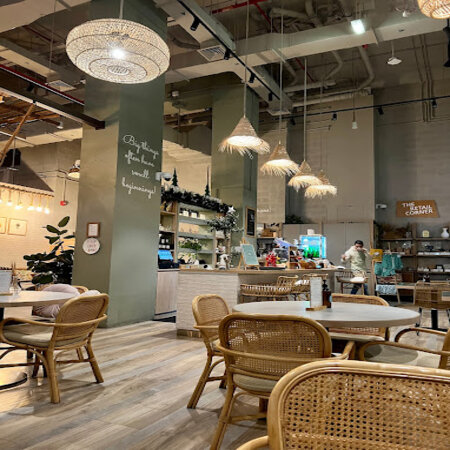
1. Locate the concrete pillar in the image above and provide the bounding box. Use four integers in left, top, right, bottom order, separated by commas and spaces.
211, 86, 259, 255
72, 0, 166, 326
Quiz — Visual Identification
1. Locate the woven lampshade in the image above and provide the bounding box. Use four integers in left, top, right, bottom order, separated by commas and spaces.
288, 160, 321, 190
219, 116, 270, 155
66, 19, 170, 84
305, 170, 337, 198
417, 0, 450, 18
260, 143, 298, 176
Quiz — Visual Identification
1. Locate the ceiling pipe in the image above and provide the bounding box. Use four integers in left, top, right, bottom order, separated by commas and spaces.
284, 80, 336, 93
211, 0, 268, 15
270, 7, 309, 21
291, 90, 370, 107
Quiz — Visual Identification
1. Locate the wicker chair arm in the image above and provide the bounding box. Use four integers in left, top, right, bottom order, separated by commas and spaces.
236, 436, 269, 450
334, 341, 355, 360
0, 315, 107, 332
194, 325, 219, 331
395, 327, 447, 342
216, 344, 329, 364
358, 340, 450, 361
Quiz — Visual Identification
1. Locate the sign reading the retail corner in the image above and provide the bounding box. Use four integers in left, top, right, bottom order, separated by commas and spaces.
121, 134, 159, 200
396, 200, 439, 218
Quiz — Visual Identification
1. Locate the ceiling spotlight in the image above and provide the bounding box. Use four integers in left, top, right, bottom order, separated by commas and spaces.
352, 120, 358, 129
190, 17, 200, 31
56, 120, 64, 130
377, 106, 384, 115
290, 117, 296, 126
431, 98, 438, 108
268, 92, 273, 102
249, 73, 256, 83
387, 41, 402, 65
224, 48, 231, 60
331, 112, 337, 121
351, 19, 366, 35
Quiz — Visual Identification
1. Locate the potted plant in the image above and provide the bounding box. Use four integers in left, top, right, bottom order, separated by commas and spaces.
23, 216, 75, 286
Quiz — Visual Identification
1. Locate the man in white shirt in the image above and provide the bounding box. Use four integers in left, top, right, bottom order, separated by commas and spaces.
341, 240, 370, 295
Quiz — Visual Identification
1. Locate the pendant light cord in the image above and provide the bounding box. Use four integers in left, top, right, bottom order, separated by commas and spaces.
243, 0, 250, 116
278, 7, 284, 142
303, 57, 307, 161
119, 0, 124, 20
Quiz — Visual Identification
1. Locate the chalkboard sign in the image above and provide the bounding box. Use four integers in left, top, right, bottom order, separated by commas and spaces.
246, 207, 256, 236
240, 244, 259, 268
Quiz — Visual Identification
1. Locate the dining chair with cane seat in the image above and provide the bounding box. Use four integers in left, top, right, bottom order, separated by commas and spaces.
240, 276, 298, 302
210, 314, 355, 449
414, 281, 450, 330
0, 294, 108, 403
237, 360, 450, 450
358, 326, 450, 370
187, 294, 230, 409
328, 294, 390, 344
336, 269, 367, 295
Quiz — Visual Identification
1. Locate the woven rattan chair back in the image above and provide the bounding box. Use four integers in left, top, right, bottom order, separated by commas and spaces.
330, 294, 389, 338
264, 360, 450, 450
415, 282, 450, 310
192, 294, 230, 345
219, 314, 332, 380
73, 285, 89, 294
275, 276, 298, 288
52, 294, 109, 346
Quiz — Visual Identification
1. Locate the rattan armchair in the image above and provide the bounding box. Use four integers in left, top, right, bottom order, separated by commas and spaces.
187, 294, 230, 409
210, 314, 355, 449
414, 281, 450, 330
0, 294, 108, 403
329, 294, 390, 343
237, 360, 450, 450
359, 327, 450, 370
240, 276, 298, 302
336, 269, 367, 294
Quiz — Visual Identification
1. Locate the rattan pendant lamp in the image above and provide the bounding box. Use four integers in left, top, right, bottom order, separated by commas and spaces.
66, 0, 170, 84
417, 1, 450, 19
219, 1, 269, 156
260, 11, 298, 176
288, 58, 321, 190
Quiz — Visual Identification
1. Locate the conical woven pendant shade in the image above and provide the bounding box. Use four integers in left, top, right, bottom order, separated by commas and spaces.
219, 116, 270, 156
305, 170, 337, 198
260, 143, 298, 176
288, 160, 321, 190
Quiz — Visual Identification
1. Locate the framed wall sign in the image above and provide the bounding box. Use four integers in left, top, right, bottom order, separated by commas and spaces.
396, 200, 439, 218
0, 217, 6, 234
8, 219, 27, 236
246, 207, 256, 237
87, 222, 100, 237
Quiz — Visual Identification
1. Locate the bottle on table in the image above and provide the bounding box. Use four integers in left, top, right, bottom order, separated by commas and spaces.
322, 279, 332, 309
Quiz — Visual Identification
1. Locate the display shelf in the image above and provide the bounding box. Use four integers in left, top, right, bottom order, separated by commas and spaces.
417, 253, 450, 257
178, 232, 213, 240
159, 230, 175, 234
178, 216, 209, 225
160, 210, 176, 216
415, 237, 450, 241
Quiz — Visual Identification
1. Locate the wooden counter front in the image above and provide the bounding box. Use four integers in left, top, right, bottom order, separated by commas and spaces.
176, 268, 344, 333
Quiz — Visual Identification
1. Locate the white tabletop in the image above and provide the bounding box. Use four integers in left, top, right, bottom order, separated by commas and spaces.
0, 291, 75, 308
232, 301, 420, 328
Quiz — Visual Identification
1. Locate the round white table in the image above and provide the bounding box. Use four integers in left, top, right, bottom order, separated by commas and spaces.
0, 291, 75, 390
233, 301, 420, 328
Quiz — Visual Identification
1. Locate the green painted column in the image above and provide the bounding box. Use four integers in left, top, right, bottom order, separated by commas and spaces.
211, 86, 259, 257
72, 0, 166, 326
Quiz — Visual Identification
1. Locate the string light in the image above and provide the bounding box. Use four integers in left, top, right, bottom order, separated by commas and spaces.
28, 195, 35, 211
0, 188, 3, 204
36, 196, 43, 212
44, 197, 50, 214
6, 190, 13, 206
15, 192, 23, 210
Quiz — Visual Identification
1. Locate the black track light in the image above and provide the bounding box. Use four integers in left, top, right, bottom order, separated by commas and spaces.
26, 82, 34, 92
249, 73, 256, 83
331, 112, 337, 121
290, 117, 296, 126
224, 48, 231, 60
190, 17, 200, 31
431, 98, 437, 108
268, 92, 273, 102
377, 106, 384, 115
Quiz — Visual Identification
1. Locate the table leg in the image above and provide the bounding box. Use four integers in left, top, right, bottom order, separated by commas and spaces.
430, 309, 439, 330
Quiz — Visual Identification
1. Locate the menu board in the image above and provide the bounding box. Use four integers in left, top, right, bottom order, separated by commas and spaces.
396, 200, 439, 218
240, 244, 259, 267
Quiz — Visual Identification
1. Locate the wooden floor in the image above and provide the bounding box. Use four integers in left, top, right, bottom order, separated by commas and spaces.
0, 305, 448, 450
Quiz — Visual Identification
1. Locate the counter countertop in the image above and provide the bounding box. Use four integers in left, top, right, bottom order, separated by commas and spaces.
179, 268, 342, 275
158, 269, 180, 272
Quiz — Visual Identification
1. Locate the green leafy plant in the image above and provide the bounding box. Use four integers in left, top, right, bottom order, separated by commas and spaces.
23, 216, 75, 286
207, 208, 241, 238
179, 238, 202, 252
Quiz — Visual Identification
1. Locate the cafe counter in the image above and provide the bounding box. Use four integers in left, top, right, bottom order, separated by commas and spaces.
176, 268, 345, 334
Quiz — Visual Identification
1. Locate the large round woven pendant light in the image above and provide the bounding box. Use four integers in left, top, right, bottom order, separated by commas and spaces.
288, 57, 321, 190
260, 9, 297, 176
219, 0, 269, 156
66, 0, 170, 84
417, 0, 450, 19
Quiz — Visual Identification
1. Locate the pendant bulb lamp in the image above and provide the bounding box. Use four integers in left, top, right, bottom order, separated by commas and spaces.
66, 0, 170, 84
417, 0, 450, 19
219, 0, 269, 156
260, 10, 297, 175
305, 169, 337, 198
288, 57, 321, 189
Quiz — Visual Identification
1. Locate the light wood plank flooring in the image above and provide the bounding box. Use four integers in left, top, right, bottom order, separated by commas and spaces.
0, 305, 448, 450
